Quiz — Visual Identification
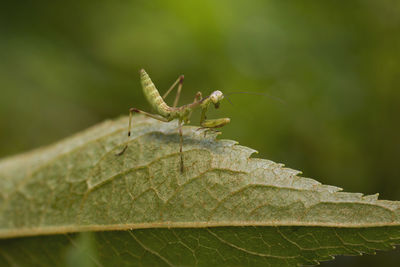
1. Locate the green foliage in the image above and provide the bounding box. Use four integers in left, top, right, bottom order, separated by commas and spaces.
1, 116, 399, 266
2, 227, 400, 267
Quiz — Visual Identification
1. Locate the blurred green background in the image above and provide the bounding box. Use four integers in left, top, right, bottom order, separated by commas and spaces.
1, 0, 399, 266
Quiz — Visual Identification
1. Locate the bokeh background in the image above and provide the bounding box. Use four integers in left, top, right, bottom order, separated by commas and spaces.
1, 1, 399, 266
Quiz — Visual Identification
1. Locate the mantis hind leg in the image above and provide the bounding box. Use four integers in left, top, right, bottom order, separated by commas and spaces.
162, 75, 184, 108
116, 108, 170, 156
178, 120, 184, 173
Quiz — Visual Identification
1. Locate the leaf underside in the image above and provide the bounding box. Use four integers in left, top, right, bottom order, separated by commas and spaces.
0, 115, 399, 266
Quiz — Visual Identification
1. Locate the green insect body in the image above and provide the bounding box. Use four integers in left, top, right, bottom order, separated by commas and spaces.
118, 69, 230, 173
140, 71, 171, 118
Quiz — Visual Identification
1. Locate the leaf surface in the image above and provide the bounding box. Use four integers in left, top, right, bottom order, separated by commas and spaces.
1, 115, 399, 266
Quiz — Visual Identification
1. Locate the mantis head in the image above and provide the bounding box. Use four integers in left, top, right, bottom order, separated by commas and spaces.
210, 90, 224, 109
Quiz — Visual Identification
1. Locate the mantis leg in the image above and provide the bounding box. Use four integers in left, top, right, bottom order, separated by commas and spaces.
199, 107, 230, 131
177, 93, 203, 167
129, 108, 170, 123
200, 118, 231, 129
162, 75, 184, 108
194, 91, 202, 102
184, 92, 203, 124
178, 120, 184, 173
116, 108, 170, 156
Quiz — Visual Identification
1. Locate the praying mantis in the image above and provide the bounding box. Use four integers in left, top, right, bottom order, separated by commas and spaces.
117, 69, 230, 173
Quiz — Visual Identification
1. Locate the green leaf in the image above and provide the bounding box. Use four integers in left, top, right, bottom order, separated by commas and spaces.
1, 115, 399, 266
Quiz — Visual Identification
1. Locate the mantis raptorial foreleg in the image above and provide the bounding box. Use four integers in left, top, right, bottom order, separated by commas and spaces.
197, 106, 230, 136
199, 106, 230, 129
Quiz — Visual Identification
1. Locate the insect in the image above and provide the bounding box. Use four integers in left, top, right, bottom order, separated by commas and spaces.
117, 69, 230, 173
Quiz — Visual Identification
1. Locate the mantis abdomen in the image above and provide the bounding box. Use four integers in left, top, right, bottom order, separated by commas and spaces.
140, 70, 171, 117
